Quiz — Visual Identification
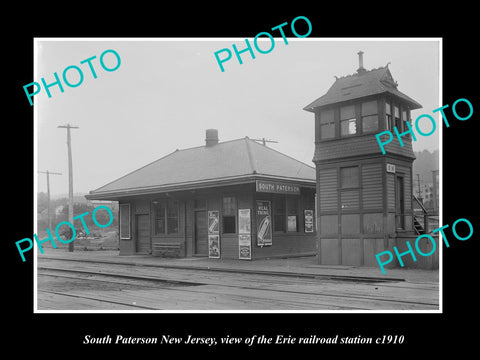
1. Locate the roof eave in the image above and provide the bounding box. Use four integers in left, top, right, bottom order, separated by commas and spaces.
86, 174, 316, 201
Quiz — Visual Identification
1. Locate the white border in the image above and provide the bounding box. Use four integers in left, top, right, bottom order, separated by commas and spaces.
33, 37, 442, 314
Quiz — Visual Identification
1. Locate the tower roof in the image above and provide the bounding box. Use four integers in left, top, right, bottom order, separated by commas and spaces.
303, 65, 422, 112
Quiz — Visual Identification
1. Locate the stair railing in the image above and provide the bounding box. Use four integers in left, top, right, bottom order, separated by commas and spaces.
413, 195, 429, 233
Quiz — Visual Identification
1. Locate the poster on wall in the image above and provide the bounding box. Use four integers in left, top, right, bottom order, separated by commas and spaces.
208, 211, 220, 258
304, 209, 314, 233
287, 216, 297, 232
208, 234, 220, 259
208, 210, 219, 234
238, 208, 251, 234
238, 209, 251, 260
238, 234, 252, 260
256, 200, 272, 247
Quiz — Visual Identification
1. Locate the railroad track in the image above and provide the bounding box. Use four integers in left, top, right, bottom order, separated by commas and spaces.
36, 258, 439, 311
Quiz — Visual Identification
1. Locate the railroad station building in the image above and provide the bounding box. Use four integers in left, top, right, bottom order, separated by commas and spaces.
86, 129, 317, 260
303, 52, 438, 268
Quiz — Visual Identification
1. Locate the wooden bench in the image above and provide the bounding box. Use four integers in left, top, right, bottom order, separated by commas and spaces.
152, 243, 183, 258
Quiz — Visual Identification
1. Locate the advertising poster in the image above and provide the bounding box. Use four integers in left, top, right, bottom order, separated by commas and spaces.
238, 208, 251, 234
238, 234, 252, 260
238, 209, 251, 260
256, 200, 272, 246
287, 215, 297, 232
208, 210, 219, 234
208, 234, 220, 259
304, 210, 314, 233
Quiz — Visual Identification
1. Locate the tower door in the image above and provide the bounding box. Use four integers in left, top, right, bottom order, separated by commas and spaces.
396, 176, 405, 230
194, 210, 208, 256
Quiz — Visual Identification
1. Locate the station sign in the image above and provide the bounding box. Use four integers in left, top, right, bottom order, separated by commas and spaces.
255, 180, 301, 195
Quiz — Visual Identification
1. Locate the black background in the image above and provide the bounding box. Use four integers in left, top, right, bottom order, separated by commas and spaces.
5, 4, 478, 356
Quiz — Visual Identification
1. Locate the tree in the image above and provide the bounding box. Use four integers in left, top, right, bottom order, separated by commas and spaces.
37, 192, 49, 214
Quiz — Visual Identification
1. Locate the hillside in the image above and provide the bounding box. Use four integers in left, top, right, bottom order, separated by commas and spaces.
413, 149, 439, 185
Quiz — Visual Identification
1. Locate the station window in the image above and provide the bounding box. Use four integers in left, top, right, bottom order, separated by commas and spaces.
167, 202, 179, 234
361, 100, 378, 133
154, 202, 166, 234
340, 105, 356, 136
319, 109, 335, 139
222, 196, 236, 234
153, 200, 179, 235
273, 196, 286, 232
402, 109, 409, 125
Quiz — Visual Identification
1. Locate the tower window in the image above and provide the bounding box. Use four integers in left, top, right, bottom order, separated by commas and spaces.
361, 100, 378, 133
386, 102, 393, 131
319, 109, 335, 139
340, 105, 356, 136
394, 105, 402, 131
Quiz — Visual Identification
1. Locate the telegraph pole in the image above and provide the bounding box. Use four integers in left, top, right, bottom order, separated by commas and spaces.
58, 124, 79, 252
416, 173, 423, 202
38, 170, 62, 231
432, 169, 439, 212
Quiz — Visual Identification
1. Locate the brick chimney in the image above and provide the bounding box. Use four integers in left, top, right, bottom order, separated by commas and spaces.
357, 51, 366, 74
205, 129, 219, 146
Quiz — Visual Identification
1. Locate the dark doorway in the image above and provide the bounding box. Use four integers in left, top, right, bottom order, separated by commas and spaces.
194, 210, 208, 256
135, 214, 151, 253
396, 176, 405, 230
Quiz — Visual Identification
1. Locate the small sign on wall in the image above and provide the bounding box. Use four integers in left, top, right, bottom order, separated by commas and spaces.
304, 209, 314, 233
386, 163, 396, 173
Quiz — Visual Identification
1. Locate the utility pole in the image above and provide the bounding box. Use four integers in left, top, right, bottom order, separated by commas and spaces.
416, 173, 423, 202
251, 137, 278, 146
58, 124, 79, 252
432, 169, 439, 213
38, 170, 62, 231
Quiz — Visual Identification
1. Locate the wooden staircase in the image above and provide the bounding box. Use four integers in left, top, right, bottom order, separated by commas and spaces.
413, 216, 425, 235
413, 195, 438, 235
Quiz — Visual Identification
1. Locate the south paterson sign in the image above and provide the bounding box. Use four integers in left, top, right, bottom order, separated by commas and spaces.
255, 180, 301, 195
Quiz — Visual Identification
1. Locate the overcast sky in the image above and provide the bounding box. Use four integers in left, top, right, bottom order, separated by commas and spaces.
35, 38, 440, 196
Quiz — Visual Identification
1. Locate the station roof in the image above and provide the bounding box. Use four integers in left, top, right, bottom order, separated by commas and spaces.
303, 65, 422, 112
86, 136, 316, 200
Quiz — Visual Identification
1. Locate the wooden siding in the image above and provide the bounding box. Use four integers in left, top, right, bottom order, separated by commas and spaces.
253, 234, 316, 259
387, 173, 395, 209
362, 163, 383, 209
318, 168, 337, 211
340, 190, 359, 210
